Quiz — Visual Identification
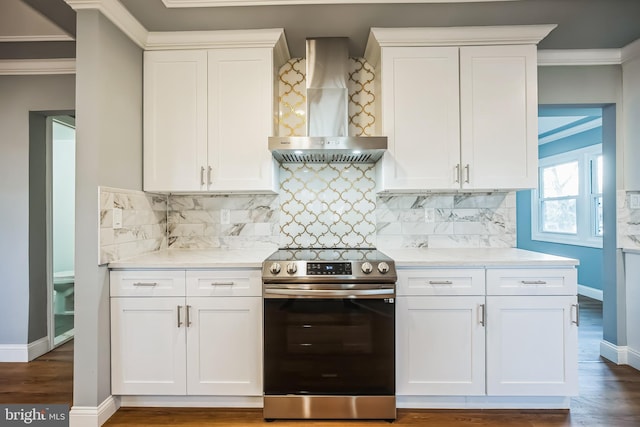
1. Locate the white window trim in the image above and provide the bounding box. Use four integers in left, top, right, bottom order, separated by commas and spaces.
531, 144, 603, 249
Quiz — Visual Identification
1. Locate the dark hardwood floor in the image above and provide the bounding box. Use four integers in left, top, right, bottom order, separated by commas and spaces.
2, 296, 639, 426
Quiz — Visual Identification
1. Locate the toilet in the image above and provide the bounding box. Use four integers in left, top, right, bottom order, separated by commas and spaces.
53, 270, 74, 314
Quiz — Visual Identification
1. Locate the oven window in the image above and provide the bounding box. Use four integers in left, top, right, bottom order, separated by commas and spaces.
264, 298, 395, 396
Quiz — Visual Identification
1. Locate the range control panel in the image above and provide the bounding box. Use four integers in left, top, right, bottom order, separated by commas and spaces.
307, 262, 352, 275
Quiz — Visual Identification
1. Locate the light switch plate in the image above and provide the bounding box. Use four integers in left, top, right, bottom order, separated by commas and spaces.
630, 194, 640, 209
424, 208, 435, 223
113, 208, 123, 229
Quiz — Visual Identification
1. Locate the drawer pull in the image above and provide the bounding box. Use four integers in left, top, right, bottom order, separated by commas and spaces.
429, 280, 453, 285
133, 282, 158, 287
520, 280, 547, 285
211, 281, 235, 286
572, 303, 580, 327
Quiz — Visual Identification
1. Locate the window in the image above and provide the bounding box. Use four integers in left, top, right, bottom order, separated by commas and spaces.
531, 144, 603, 248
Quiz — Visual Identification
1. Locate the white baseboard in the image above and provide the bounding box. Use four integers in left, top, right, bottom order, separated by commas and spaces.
397, 396, 571, 409
28, 336, 51, 361
0, 336, 50, 362
578, 284, 603, 301
600, 340, 629, 364
628, 347, 640, 371
70, 395, 120, 427
119, 395, 262, 408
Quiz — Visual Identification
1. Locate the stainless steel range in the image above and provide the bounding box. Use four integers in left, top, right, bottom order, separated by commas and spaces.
262, 248, 397, 421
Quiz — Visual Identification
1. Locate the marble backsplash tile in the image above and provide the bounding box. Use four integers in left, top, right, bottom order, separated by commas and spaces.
99, 187, 167, 264
167, 194, 280, 249
617, 190, 640, 249
376, 192, 517, 249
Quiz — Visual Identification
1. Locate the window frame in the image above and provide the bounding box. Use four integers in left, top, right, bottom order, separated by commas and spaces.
531, 144, 603, 248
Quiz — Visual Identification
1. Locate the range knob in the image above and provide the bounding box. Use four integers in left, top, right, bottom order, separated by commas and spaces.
378, 262, 390, 274
286, 263, 298, 274
269, 262, 281, 275
361, 262, 373, 274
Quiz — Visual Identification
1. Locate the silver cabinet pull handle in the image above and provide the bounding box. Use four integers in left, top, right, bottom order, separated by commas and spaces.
211, 281, 235, 286
455, 164, 460, 183
572, 303, 580, 326
186, 305, 192, 327
464, 164, 470, 183
207, 166, 212, 185
429, 280, 453, 285
200, 166, 205, 186
133, 282, 158, 287
177, 305, 183, 328
521, 280, 547, 285
480, 303, 486, 327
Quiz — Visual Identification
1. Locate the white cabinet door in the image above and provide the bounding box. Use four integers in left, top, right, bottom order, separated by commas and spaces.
111, 297, 187, 395
207, 48, 277, 192
144, 50, 208, 192
186, 297, 262, 395
486, 295, 578, 396
378, 47, 461, 191
397, 296, 485, 395
459, 45, 538, 190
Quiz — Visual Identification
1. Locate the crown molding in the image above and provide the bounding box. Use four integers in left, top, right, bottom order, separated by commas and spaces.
162, 0, 519, 6
0, 59, 76, 75
365, 24, 556, 66
146, 28, 286, 50
64, 0, 147, 48
622, 38, 640, 63
537, 49, 623, 66
0, 35, 74, 42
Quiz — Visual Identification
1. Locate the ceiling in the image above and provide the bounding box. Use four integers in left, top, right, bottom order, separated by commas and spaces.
2, 0, 640, 59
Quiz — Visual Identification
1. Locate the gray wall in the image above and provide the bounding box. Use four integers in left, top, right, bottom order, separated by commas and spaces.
0, 75, 75, 346
74, 9, 143, 407
538, 65, 623, 347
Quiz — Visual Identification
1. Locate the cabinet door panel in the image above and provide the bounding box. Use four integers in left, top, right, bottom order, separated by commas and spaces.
486, 295, 578, 396
186, 297, 262, 395
397, 296, 485, 395
144, 50, 208, 192
208, 49, 276, 192
111, 297, 186, 395
460, 45, 537, 190
380, 47, 460, 191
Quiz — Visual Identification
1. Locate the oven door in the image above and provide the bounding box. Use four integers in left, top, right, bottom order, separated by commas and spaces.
263, 287, 395, 396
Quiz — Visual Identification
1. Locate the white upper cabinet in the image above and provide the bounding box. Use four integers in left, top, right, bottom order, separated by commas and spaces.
144, 50, 208, 192
143, 30, 288, 193
366, 26, 555, 192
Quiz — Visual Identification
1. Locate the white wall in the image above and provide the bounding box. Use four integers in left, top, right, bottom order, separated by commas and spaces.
73, 8, 143, 409
0, 75, 75, 347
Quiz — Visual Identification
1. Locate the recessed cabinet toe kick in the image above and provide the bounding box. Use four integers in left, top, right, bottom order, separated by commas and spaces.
262, 248, 398, 421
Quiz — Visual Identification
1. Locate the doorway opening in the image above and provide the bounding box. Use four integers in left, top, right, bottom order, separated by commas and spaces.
49, 115, 75, 347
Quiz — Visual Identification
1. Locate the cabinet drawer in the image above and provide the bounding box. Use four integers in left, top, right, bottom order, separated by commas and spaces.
486, 268, 577, 295
187, 269, 262, 297
110, 270, 186, 297
397, 268, 485, 296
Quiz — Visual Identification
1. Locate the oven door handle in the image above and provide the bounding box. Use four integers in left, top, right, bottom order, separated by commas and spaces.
263, 288, 395, 299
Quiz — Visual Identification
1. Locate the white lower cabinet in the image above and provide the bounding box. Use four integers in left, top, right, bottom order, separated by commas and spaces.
110, 270, 262, 396
111, 297, 187, 395
186, 297, 262, 395
397, 296, 485, 395
486, 295, 579, 396
396, 266, 578, 404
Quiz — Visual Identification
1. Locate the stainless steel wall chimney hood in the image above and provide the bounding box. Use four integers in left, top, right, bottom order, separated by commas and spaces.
269, 38, 387, 164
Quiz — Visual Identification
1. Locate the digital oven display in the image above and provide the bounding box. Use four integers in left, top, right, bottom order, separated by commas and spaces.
307, 262, 352, 275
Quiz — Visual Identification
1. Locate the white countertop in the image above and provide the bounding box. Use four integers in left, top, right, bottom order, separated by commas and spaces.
108, 247, 277, 269
379, 247, 579, 267
109, 247, 578, 269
